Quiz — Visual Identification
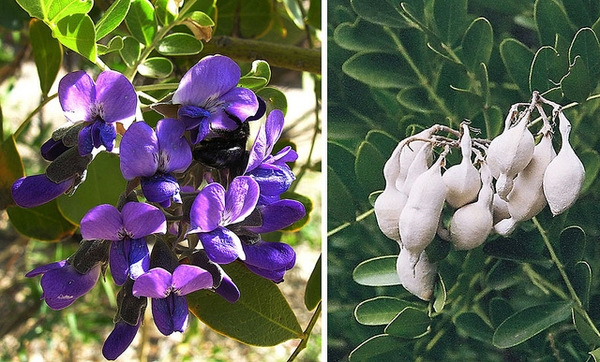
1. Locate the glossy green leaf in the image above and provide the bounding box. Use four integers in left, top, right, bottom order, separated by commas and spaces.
385, 307, 430, 338
534, 0, 575, 46
349, 334, 410, 361
95, 0, 130, 40
570, 261, 592, 309
15, 0, 45, 20
57, 152, 126, 225
182, 10, 215, 26
47, 0, 92, 23
454, 312, 494, 344
355, 140, 386, 194
53, 14, 96, 62
483, 237, 552, 267
396, 86, 434, 113
461, 17, 493, 71
30, 18, 62, 97
327, 165, 355, 224
282, 0, 304, 29
561, 55, 591, 103
97, 36, 124, 55
215, 0, 273, 39
486, 260, 523, 290
433, 0, 469, 45
343, 52, 417, 88
0, 135, 24, 210
489, 297, 514, 328
592, 347, 600, 362
353, 255, 400, 287
125, 0, 157, 46
155, 0, 177, 26
187, 261, 302, 346
354, 296, 414, 326
559, 225, 586, 266
119, 36, 141, 68
350, 0, 406, 28
529, 46, 562, 93
182, 11, 214, 41
138, 57, 173, 78
238, 60, 271, 90
7, 200, 77, 241
492, 301, 574, 348
500, 38, 535, 95
569, 27, 600, 83
573, 308, 600, 346
334, 19, 396, 53
256, 87, 287, 115
564, 0, 600, 27
580, 148, 600, 193
304, 254, 321, 310
157, 33, 203, 56
433, 274, 446, 313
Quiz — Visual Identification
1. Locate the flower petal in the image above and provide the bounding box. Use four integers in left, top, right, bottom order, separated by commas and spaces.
156, 118, 192, 173
248, 164, 295, 196
40, 262, 101, 309
95, 70, 137, 125
58, 70, 95, 123
247, 199, 306, 233
242, 241, 296, 270
102, 320, 140, 360
110, 240, 129, 286
132, 267, 171, 298
121, 202, 167, 238
215, 273, 240, 303
78, 123, 94, 156
264, 110, 285, 153
245, 264, 288, 283
151, 295, 189, 335
171, 295, 189, 333
120, 121, 159, 179
11, 174, 73, 208
189, 183, 225, 232
172, 55, 240, 106
80, 204, 122, 241
220, 87, 259, 124
140, 173, 180, 206
172, 264, 213, 295
26, 260, 67, 278
41, 138, 69, 161
199, 227, 245, 264
128, 237, 150, 280
225, 176, 259, 224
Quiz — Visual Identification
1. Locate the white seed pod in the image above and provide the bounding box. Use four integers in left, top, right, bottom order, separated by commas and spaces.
543, 111, 585, 216
396, 127, 437, 190
396, 247, 437, 301
492, 193, 510, 224
450, 163, 494, 250
399, 151, 447, 267
486, 107, 535, 200
443, 124, 482, 208
398, 142, 433, 194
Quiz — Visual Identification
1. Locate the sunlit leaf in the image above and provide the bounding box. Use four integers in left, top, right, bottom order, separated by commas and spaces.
29, 18, 62, 97
138, 57, 173, 78
95, 0, 131, 40
53, 13, 96, 62
156, 33, 203, 56
125, 0, 157, 46
353, 255, 400, 286
119, 36, 142, 68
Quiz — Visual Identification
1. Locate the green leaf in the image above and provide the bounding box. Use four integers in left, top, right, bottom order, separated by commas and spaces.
56, 152, 126, 225
157, 33, 203, 56
349, 334, 410, 361
15, 0, 44, 20
354, 140, 386, 194
561, 55, 592, 103
433, 274, 446, 313
238, 60, 271, 90
182, 11, 214, 41
304, 254, 321, 310
155, 0, 177, 26
342, 52, 417, 88
282, 0, 304, 29
46, 0, 93, 23
454, 312, 494, 344
306, 0, 320, 29
97, 36, 124, 55
486, 260, 523, 290
500, 38, 535, 95
7, 200, 77, 241
569, 27, 600, 83
570, 261, 592, 309
138, 57, 173, 78
385, 307, 430, 338
353, 255, 400, 287
119, 36, 141, 68
187, 261, 302, 346
580, 148, 600, 193
563, 0, 600, 27
334, 19, 396, 53
483, 237, 553, 267
559, 225, 586, 266
350, 0, 407, 28
529, 46, 562, 93
327, 165, 355, 224
0, 135, 25, 210
396, 86, 434, 113
433, 0, 469, 45
256, 87, 288, 115
354, 296, 415, 326
95, 0, 130, 40
215, 0, 273, 39
461, 17, 493, 71
0, 0, 30, 30
534, 0, 575, 46
365, 130, 398, 156
29, 18, 62, 97
125, 0, 157, 46
592, 347, 600, 362
489, 297, 514, 328
53, 13, 96, 62
573, 308, 600, 346
492, 301, 574, 348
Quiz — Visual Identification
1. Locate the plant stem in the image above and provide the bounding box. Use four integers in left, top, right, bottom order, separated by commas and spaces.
327, 209, 375, 237
135, 83, 179, 92
287, 301, 321, 362
14, 93, 58, 141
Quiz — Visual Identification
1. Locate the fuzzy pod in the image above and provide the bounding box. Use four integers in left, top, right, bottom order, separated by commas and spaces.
487, 107, 535, 200
542, 112, 585, 216
492, 193, 510, 224
399, 151, 447, 266
396, 247, 437, 301
398, 142, 433, 194
395, 127, 437, 190
443, 124, 482, 208
450, 163, 494, 250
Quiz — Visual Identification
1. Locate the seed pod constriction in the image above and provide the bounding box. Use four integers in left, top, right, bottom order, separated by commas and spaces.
443, 124, 482, 208
396, 247, 437, 301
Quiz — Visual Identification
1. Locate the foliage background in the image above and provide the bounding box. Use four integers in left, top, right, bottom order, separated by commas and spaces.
328, 0, 600, 361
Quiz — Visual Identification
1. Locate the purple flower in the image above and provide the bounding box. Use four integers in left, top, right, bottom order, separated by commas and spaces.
11, 174, 74, 208
133, 264, 212, 335
241, 241, 296, 283
102, 320, 140, 360
58, 70, 137, 155
187, 176, 260, 264
80, 202, 167, 285
26, 260, 101, 310
171, 55, 259, 144
246, 199, 306, 234
120, 119, 192, 207
245, 110, 298, 203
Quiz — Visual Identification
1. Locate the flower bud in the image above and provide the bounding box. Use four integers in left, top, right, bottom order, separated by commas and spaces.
443, 124, 481, 208
396, 247, 437, 301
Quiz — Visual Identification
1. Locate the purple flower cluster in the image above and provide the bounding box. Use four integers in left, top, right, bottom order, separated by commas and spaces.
18, 55, 306, 360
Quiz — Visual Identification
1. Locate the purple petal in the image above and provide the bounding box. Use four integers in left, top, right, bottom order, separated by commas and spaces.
102, 320, 140, 360
99, 121, 117, 152
40, 262, 101, 310
151, 295, 189, 335
133, 267, 171, 298
242, 241, 296, 270
26, 260, 67, 278
178, 105, 211, 130
58, 70, 95, 123
271, 146, 298, 164
121, 202, 167, 238
140, 173, 180, 206
225, 176, 259, 224
189, 183, 225, 233
215, 273, 240, 303
199, 227, 245, 264
120, 121, 159, 179
264, 110, 285, 152
171, 295, 189, 332
41, 138, 69, 161
172, 55, 240, 107
246, 264, 288, 283
248, 164, 295, 196
220, 87, 259, 123
247, 199, 306, 233
128, 237, 150, 280
206, 108, 242, 132
172, 264, 213, 296
80, 204, 122, 241
94, 70, 137, 125
110, 240, 129, 286
11, 174, 73, 208
78, 124, 94, 156
156, 118, 192, 173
